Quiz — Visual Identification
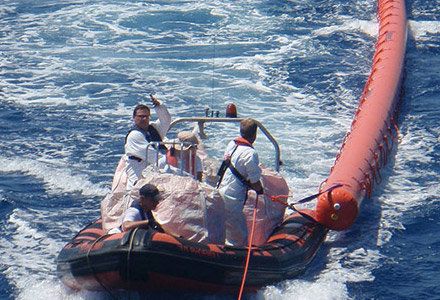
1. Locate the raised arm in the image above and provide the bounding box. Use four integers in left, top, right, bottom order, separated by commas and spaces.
150, 94, 171, 139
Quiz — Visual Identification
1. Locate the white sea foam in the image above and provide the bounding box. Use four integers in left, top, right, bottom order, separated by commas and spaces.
408, 20, 440, 40
313, 17, 378, 37
0, 6, 15, 17
260, 276, 349, 300
1, 210, 61, 288
17, 279, 99, 300
374, 127, 440, 246
0, 156, 108, 197
0, 208, 104, 300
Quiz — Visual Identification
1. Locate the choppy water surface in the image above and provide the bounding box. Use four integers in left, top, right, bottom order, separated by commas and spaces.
0, 0, 439, 299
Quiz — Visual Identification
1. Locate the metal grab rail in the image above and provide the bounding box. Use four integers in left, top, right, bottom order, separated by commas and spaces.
146, 141, 199, 178
168, 117, 281, 171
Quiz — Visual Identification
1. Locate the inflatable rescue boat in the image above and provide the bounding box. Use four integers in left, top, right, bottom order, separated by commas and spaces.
57, 117, 327, 294
57, 0, 407, 295
57, 213, 326, 293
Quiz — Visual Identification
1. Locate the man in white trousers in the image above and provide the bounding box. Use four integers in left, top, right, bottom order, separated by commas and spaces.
218, 118, 264, 246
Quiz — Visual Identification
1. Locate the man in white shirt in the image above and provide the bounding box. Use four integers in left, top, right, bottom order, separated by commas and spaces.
125, 95, 171, 191
218, 118, 264, 246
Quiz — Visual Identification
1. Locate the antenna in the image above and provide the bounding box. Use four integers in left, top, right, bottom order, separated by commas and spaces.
211, 34, 217, 111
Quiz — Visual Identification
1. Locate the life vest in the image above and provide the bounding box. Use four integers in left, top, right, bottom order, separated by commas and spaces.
216, 137, 253, 189
233, 137, 253, 148
130, 201, 164, 233
166, 147, 197, 177
125, 125, 167, 153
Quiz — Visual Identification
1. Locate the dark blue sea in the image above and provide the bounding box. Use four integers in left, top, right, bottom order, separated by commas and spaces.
1, 0, 439, 299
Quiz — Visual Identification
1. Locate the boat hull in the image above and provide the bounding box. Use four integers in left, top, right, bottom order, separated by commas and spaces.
57, 212, 327, 293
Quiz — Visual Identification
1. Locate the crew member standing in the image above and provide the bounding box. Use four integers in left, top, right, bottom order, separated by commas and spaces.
125, 95, 171, 191
218, 118, 264, 246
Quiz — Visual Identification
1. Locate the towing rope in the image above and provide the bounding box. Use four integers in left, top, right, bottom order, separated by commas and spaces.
270, 184, 344, 224
271, 183, 343, 208
270, 196, 320, 224
237, 194, 259, 300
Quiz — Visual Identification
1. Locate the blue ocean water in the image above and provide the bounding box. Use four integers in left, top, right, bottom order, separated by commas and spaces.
0, 0, 439, 299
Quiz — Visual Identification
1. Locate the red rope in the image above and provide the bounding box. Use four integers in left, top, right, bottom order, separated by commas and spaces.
270, 194, 289, 202
391, 116, 400, 140
237, 195, 259, 300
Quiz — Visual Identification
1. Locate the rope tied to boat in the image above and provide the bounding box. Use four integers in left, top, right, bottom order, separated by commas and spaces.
270, 183, 344, 225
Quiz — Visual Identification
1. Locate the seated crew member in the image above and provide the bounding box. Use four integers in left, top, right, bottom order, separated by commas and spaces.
158, 131, 203, 181
125, 94, 171, 191
217, 118, 264, 246
121, 183, 164, 232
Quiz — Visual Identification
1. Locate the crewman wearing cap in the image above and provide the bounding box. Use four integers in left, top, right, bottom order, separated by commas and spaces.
159, 131, 204, 181
121, 184, 164, 232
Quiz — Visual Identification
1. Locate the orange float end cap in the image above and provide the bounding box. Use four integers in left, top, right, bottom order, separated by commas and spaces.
315, 187, 359, 230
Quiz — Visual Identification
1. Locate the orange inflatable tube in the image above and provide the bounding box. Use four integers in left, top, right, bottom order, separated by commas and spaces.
314, 0, 407, 230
